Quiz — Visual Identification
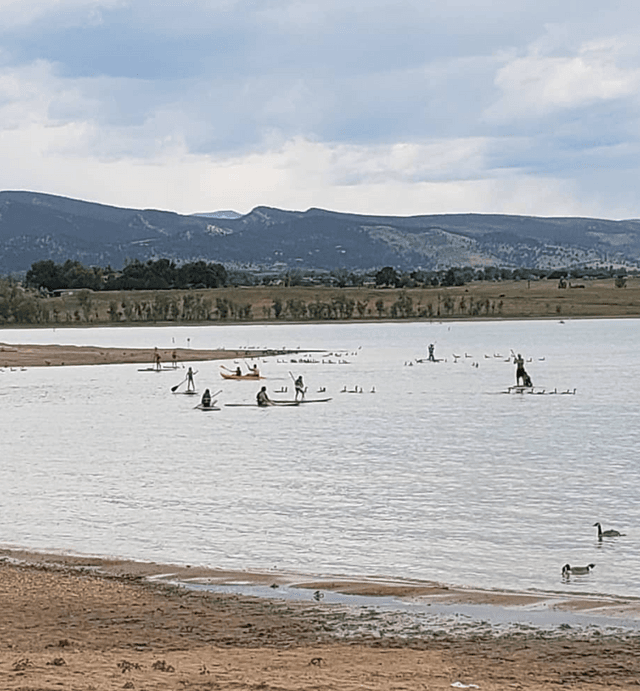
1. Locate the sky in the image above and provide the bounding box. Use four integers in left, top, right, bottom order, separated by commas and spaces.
1, 1, 640, 219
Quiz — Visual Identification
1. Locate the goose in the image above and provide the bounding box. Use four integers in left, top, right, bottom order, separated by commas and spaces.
594, 522, 624, 539
562, 563, 595, 577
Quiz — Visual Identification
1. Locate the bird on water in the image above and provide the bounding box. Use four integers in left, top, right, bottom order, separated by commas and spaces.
562, 563, 595, 577
593, 522, 624, 540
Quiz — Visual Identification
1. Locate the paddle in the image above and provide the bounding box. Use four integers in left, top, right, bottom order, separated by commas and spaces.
171, 377, 187, 392
194, 389, 223, 409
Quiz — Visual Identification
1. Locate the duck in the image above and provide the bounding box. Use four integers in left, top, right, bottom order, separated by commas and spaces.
594, 522, 624, 540
562, 563, 595, 577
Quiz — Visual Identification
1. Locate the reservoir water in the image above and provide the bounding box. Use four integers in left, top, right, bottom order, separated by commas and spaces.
1, 318, 638, 600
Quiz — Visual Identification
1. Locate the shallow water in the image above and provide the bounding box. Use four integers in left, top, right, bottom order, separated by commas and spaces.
1, 318, 638, 599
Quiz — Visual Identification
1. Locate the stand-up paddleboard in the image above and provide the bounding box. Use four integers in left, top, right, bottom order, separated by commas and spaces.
194, 404, 220, 411
174, 390, 199, 395
225, 398, 332, 407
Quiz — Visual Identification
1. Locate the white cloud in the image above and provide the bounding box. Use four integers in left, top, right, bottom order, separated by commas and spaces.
0, 126, 612, 219
486, 35, 640, 122
2, 2, 640, 220
0, 0, 125, 29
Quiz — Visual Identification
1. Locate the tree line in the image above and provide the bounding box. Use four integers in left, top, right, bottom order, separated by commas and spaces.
22, 259, 627, 294
25, 258, 228, 292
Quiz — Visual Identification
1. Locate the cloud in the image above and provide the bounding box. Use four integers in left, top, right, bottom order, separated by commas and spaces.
1, 1, 640, 220
486, 37, 640, 123
0, 0, 124, 30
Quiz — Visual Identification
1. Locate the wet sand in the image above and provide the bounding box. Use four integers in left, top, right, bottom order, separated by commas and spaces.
2, 549, 640, 690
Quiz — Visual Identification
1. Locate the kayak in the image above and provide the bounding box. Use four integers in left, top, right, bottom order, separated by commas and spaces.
220, 371, 264, 380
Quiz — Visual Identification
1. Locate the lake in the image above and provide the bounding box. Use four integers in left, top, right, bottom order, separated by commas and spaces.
1, 318, 638, 599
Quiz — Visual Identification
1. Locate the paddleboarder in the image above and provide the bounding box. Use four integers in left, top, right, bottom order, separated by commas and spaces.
257, 386, 272, 406
294, 375, 305, 401
201, 389, 212, 408
154, 347, 162, 371
428, 343, 436, 362
186, 366, 196, 392
515, 353, 531, 386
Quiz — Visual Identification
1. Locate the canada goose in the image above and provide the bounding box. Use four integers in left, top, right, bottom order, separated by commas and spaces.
562, 563, 595, 577
594, 522, 624, 539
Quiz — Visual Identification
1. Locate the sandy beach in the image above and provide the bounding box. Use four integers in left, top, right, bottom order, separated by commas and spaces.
2, 550, 640, 691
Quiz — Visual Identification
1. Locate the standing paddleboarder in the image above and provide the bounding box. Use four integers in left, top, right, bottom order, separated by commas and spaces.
186, 366, 196, 392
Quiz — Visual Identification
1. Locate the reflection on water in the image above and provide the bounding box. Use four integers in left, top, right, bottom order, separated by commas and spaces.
1, 319, 639, 598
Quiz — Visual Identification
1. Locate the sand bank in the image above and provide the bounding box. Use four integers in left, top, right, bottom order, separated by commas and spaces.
0, 343, 291, 368
2, 549, 640, 690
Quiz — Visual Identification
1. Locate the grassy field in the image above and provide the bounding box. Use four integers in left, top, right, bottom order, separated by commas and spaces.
31, 276, 640, 326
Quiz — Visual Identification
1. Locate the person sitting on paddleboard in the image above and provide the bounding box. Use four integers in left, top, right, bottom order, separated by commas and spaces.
294, 375, 305, 401
186, 366, 196, 392
257, 386, 272, 406
201, 389, 212, 408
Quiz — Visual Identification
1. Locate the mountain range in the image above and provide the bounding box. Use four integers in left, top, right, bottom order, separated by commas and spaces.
1, 190, 639, 275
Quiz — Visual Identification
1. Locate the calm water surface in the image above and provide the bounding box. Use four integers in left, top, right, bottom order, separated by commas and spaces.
1, 319, 638, 599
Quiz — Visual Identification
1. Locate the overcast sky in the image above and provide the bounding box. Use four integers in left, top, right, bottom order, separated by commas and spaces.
1, 0, 639, 219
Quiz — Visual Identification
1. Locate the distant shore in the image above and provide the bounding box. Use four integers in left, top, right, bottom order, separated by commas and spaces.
0, 343, 292, 368
4, 276, 640, 329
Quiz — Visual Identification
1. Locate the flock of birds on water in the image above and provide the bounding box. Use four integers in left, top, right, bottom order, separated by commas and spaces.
562, 523, 626, 579
160, 341, 579, 404
401, 349, 577, 396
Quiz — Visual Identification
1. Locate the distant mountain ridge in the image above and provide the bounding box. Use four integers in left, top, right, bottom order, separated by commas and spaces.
1, 190, 639, 275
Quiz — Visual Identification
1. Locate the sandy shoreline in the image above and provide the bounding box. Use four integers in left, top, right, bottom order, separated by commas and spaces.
2, 549, 640, 690
0, 342, 292, 368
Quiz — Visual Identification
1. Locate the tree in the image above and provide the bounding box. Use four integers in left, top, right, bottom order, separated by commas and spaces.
25, 260, 63, 291
375, 266, 399, 287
